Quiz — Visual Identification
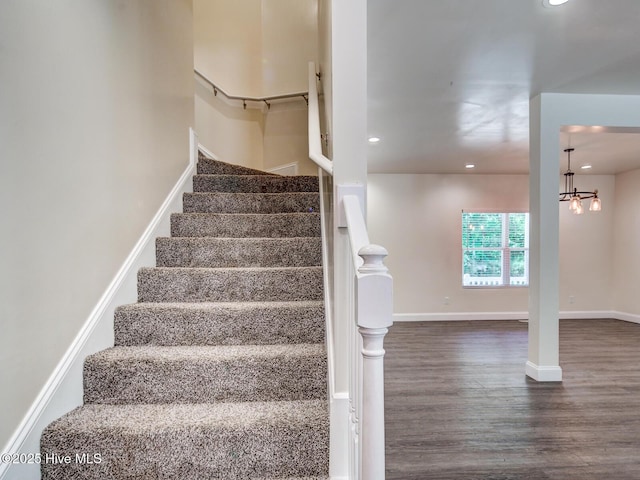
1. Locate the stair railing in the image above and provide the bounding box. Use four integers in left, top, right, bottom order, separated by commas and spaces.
309, 61, 393, 480
195, 69, 308, 110
307, 63, 334, 175
341, 190, 393, 480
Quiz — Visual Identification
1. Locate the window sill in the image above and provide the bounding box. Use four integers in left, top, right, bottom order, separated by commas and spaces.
463, 284, 529, 289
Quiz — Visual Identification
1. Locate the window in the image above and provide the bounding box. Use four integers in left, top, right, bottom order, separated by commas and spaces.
462, 212, 529, 287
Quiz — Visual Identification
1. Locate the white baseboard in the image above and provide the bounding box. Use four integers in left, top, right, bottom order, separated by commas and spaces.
526, 361, 563, 382
611, 311, 640, 324
393, 311, 528, 322
559, 310, 614, 319
0, 132, 197, 480
267, 162, 298, 176
394, 310, 640, 323
197, 142, 220, 161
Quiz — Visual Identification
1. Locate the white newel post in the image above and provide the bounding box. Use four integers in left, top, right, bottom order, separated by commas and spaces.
356, 245, 393, 480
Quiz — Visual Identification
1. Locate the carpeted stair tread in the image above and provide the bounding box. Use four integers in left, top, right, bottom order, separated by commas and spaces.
41, 400, 329, 479
137, 266, 323, 303
193, 174, 319, 193
83, 344, 327, 404
183, 192, 320, 213
114, 301, 325, 346
156, 237, 322, 268
197, 153, 279, 176
41, 151, 328, 478
171, 212, 320, 238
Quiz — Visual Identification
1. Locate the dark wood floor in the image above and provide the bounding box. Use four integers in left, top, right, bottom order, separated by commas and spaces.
384, 319, 640, 480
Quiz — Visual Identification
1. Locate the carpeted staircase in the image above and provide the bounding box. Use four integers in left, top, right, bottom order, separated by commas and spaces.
41, 153, 329, 479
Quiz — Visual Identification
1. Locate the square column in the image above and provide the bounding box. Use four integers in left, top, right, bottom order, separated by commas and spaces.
528, 93, 640, 382
528, 95, 562, 382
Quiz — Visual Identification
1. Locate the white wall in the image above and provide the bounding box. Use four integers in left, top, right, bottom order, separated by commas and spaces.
367, 173, 617, 319
0, 0, 194, 453
193, 0, 318, 173
612, 168, 640, 317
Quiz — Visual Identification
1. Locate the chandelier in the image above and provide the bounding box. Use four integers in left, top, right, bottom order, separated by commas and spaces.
558, 148, 602, 214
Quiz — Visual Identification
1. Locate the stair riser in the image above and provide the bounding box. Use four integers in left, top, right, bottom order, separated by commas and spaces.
156, 237, 322, 268
43, 434, 329, 479
183, 192, 320, 213
197, 155, 278, 176
138, 267, 323, 302
42, 422, 328, 479
193, 174, 319, 193
84, 352, 326, 404
114, 303, 325, 346
170, 213, 321, 238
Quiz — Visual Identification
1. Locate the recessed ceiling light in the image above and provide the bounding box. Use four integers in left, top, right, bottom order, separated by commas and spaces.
543, 0, 569, 6
465, 164, 475, 169
581, 164, 592, 170
368, 137, 380, 144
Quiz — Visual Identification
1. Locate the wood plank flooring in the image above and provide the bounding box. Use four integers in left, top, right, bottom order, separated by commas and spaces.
384, 319, 640, 480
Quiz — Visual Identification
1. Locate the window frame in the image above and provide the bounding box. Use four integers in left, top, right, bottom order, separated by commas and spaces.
461, 210, 529, 289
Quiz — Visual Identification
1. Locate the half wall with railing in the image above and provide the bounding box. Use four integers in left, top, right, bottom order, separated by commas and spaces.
308, 61, 393, 480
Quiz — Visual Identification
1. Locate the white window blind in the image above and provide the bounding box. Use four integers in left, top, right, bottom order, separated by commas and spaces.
462, 212, 529, 287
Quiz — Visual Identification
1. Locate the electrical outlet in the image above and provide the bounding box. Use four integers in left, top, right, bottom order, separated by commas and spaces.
443, 296, 450, 305
569, 295, 575, 304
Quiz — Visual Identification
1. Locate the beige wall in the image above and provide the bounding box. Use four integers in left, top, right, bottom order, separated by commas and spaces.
194, 0, 317, 172
195, 82, 316, 173
261, 0, 318, 95
194, 0, 262, 97
263, 102, 318, 176
194, 78, 264, 170
612, 168, 640, 316
0, 0, 194, 450
367, 173, 618, 317
318, 0, 333, 159
559, 175, 615, 312
194, 0, 317, 97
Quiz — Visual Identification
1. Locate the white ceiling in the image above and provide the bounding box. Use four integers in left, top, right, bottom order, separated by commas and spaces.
367, 0, 640, 175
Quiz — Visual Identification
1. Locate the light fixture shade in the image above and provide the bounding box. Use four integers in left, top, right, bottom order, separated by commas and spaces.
573, 200, 584, 215
590, 196, 602, 212
569, 194, 581, 212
